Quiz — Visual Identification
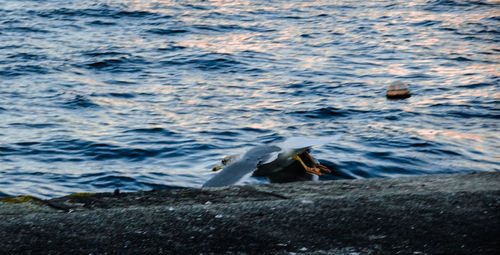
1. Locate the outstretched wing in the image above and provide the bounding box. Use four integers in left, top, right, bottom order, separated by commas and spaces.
203, 145, 281, 188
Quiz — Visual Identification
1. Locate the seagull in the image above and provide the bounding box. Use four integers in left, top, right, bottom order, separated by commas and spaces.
203, 136, 339, 188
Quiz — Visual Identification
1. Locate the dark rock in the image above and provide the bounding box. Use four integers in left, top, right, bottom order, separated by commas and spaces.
0, 172, 499, 254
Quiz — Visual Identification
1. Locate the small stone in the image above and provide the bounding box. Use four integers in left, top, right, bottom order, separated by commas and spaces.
386, 81, 411, 99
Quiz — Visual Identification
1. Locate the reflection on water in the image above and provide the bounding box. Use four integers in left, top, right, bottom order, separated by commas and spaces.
0, 0, 498, 198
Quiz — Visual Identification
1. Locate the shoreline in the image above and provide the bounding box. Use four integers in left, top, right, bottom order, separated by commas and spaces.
1, 172, 499, 254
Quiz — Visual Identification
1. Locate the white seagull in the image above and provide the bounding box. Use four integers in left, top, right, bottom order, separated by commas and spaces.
203, 136, 339, 187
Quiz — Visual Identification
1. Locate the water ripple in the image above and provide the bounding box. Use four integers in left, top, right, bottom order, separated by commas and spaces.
0, 0, 498, 198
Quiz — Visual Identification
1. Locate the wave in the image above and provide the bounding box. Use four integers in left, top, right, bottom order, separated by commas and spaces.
146, 28, 189, 35
63, 95, 99, 109
35, 7, 162, 20
83, 56, 149, 72
0, 138, 178, 162
0, 65, 50, 77
160, 53, 243, 72
291, 107, 370, 119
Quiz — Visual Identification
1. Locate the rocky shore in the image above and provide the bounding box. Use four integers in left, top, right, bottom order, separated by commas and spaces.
1, 172, 499, 254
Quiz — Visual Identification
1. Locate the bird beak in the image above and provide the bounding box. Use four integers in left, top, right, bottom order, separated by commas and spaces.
212, 165, 222, 171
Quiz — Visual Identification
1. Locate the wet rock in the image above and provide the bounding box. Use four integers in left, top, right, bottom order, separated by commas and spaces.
386, 81, 411, 99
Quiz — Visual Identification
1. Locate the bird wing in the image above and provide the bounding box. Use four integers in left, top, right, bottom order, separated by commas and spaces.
203, 145, 281, 188
203, 159, 259, 187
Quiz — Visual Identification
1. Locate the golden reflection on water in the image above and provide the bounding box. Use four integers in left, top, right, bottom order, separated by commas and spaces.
384, 63, 413, 76
368, 122, 485, 143
414, 128, 484, 142
180, 33, 283, 54
111, 0, 274, 14
431, 63, 499, 77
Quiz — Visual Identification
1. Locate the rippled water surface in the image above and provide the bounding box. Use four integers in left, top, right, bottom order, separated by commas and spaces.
1, 0, 498, 198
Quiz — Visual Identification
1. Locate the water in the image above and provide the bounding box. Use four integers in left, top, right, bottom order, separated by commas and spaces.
0, 0, 498, 199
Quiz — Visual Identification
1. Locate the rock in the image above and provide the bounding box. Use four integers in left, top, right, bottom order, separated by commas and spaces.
386, 81, 411, 99
1, 173, 499, 254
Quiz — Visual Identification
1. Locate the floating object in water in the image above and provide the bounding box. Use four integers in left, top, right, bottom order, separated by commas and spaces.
203, 136, 339, 188
386, 81, 411, 99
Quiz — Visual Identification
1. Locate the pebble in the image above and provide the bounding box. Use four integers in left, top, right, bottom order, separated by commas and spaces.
386, 81, 411, 99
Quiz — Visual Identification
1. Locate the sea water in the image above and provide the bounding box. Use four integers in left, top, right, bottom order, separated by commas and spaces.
0, 0, 498, 198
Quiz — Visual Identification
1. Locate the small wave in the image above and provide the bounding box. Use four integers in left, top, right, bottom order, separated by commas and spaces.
238, 127, 270, 134
64, 95, 99, 109
86, 20, 116, 26
87, 59, 124, 68
92, 175, 137, 188
0, 146, 16, 153
7, 53, 47, 61
456, 82, 491, 88
0, 65, 50, 77
424, 0, 493, 12
365, 151, 426, 166
285, 81, 315, 89
426, 0, 471, 8
409, 20, 443, 27
0, 191, 9, 198
335, 161, 380, 179
183, 143, 219, 151
451, 56, 473, 62
192, 24, 267, 33
9, 123, 58, 129
124, 127, 177, 137
187, 56, 241, 72
37, 7, 160, 20
293, 107, 367, 119
161, 53, 243, 72
84, 147, 164, 161
417, 148, 462, 156
189, 25, 220, 32
445, 110, 499, 119
199, 130, 243, 142
103, 79, 138, 86
91, 92, 136, 99
410, 142, 434, 148
2, 138, 176, 162
146, 28, 189, 35
83, 50, 125, 57
16, 142, 40, 146
84, 56, 148, 73
4, 26, 49, 33
109, 92, 135, 98
86, 173, 186, 191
